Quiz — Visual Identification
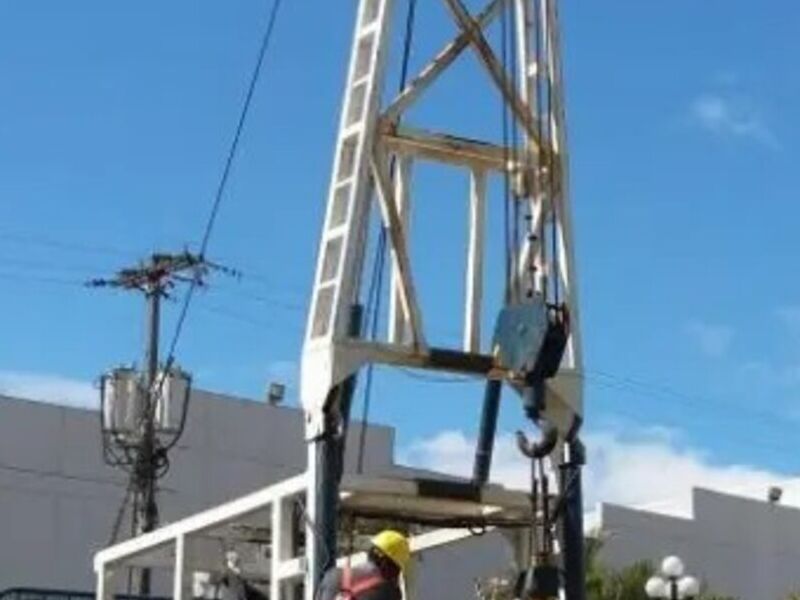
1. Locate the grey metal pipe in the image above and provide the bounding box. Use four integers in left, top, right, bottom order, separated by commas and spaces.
473, 379, 502, 485
309, 305, 362, 583
560, 417, 586, 600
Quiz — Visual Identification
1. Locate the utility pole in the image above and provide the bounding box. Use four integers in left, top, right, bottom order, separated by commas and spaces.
138, 274, 161, 596
90, 251, 235, 596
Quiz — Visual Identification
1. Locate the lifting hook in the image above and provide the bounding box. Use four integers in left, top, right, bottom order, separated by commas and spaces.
515, 410, 558, 460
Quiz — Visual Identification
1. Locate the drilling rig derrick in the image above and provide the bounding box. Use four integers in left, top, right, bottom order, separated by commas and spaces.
301, 0, 584, 598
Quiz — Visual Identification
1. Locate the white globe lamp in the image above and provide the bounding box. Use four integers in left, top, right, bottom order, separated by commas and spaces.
645, 576, 669, 598
661, 555, 685, 579
678, 575, 700, 597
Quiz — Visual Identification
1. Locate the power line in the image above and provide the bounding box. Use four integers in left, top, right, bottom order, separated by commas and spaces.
161, 0, 284, 378
210, 284, 305, 313
199, 0, 283, 255
576, 368, 792, 433
0, 256, 109, 275
0, 459, 127, 487
388, 362, 796, 447
580, 381, 792, 457
196, 302, 301, 332
0, 231, 136, 259
108, 483, 134, 545
0, 270, 85, 288
192, 255, 308, 294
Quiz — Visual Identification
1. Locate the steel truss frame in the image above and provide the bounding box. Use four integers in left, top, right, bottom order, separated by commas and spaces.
301, 0, 582, 436
94, 475, 534, 600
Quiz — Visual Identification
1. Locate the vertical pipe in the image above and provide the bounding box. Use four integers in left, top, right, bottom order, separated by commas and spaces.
472, 379, 502, 485
561, 436, 586, 600
307, 305, 363, 599
173, 535, 192, 600
271, 498, 294, 600
97, 563, 117, 600
464, 169, 486, 353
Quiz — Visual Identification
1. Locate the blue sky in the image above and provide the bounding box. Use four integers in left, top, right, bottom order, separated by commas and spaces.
1, 1, 800, 504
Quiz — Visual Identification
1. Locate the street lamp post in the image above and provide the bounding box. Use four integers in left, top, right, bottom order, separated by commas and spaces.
645, 556, 701, 600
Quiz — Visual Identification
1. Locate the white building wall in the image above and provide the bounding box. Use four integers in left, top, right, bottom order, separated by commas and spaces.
0, 390, 396, 592
599, 488, 800, 600
20, 387, 800, 600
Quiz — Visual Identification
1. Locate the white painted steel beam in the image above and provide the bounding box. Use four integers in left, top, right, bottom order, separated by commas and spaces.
464, 170, 486, 352
95, 563, 116, 600
301, 0, 396, 434
442, 0, 540, 143
371, 150, 426, 350
270, 498, 293, 600
173, 535, 192, 600
388, 155, 413, 344
301, 0, 581, 430
94, 474, 306, 568
383, 0, 507, 121
382, 124, 526, 171
94, 472, 536, 600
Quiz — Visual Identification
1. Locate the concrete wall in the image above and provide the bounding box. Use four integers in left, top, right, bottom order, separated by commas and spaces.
0, 390, 396, 592
599, 488, 800, 600
0, 389, 518, 600
411, 531, 519, 600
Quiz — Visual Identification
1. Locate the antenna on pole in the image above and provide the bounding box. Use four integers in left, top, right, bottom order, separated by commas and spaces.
88, 250, 238, 596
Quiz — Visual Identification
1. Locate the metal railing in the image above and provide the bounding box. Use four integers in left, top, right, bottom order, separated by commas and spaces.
0, 587, 163, 600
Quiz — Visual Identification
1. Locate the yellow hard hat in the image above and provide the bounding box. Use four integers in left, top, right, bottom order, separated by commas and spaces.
370, 530, 410, 571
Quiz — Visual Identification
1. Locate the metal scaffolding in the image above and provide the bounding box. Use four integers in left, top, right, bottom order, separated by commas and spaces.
94, 474, 535, 600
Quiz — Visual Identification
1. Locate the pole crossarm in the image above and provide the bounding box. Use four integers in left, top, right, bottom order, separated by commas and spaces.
86, 251, 237, 295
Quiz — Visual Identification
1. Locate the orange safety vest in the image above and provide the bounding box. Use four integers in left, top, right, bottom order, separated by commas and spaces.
334, 566, 386, 600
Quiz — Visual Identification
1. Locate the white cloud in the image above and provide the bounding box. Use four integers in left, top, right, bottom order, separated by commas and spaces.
0, 371, 97, 409
686, 321, 734, 358
402, 431, 529, 489
690, 93, 778, 148
401, 428, 800, 517
582, 429, 795, 516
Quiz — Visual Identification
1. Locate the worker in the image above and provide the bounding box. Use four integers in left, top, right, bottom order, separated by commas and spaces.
316, 530, 410, 600
217, 550, 269, 600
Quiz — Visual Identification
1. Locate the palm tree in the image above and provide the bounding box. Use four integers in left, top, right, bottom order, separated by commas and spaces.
585, 534, 652, 600
584, 534, 738, 600
474, 536, 738, 600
